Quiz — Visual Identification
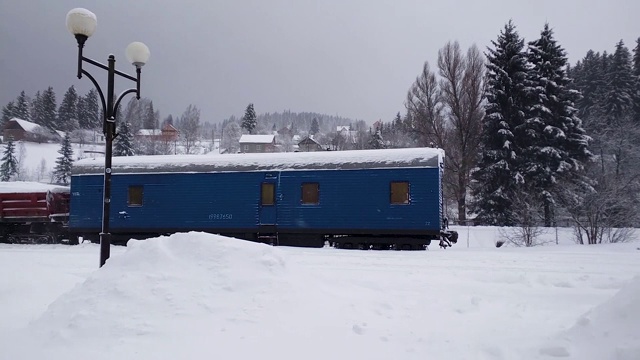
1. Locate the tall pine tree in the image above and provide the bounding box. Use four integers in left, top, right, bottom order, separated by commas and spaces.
0, 138, 18, 181
30, 91, 42, 126
571, 51, 608, 127
38, 87, 58, 131
604, 41, 635, 125
1, 101, 15, 127
143, 101, 157, 129
241, 103, 257, 134
14, 91, 30, 121
310, 117, 320, 135
58, 86, 79, 132
114, 120, 135, 156
53, 132, 74, 185
76, 91, 100, 130
632, 37, 640, 123
525, 23, 592, 226
470, 21, 531, 226
368, 127, 385, 149
86, 89, 102, 129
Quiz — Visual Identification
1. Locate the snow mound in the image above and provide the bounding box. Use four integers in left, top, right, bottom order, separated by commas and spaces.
28, 232, 288, 346
538, 275, 640, 359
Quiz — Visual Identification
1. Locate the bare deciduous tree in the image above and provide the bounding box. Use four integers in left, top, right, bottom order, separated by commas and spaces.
406, 43, 485, 223
222, 121, 242, 153
36, 158, 47, 181
178, 104, 201, 154
559, 118, 640, 244
561, 173, 637, 244
405, 61, 446, 147
497, 190, 547, 247
437, 42, 485, 223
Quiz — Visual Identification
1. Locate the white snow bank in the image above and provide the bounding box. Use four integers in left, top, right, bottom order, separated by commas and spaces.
3, 233, 638, 360
537, 275, 640, 359
9, 232, 289, 359
31, 232, 287, 336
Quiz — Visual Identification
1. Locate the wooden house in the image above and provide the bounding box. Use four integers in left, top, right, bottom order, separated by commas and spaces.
238, 134, 277, 153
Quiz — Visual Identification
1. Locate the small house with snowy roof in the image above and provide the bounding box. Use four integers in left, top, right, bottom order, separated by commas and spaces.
297, 136, 323, 152
135, 124, 179, 142
238, 134, 277, 153
2, 118, 60, 143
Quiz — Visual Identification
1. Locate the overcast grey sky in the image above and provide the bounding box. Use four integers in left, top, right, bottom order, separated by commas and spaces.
0, 0, 638, 125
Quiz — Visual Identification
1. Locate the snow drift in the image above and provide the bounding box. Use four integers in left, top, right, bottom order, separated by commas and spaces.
2, 232, 638, 360
8, 233, 294, 359
538, 276, 640, 359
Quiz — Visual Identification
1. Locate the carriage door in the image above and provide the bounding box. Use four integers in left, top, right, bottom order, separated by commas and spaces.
259, 174, 278, 227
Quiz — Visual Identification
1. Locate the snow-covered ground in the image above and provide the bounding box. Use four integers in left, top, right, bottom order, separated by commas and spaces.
0, 230, 638, 360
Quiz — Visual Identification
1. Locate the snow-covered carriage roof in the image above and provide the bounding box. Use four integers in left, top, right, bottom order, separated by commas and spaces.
72, 147, 444, 175
0, 181, 69, 194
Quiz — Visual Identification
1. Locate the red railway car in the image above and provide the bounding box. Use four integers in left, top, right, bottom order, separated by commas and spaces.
0, 182, 71, 244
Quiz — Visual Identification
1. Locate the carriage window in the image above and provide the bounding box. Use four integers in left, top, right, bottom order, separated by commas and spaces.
128, 186, 143, 206
390, 182, 410, 204
301, 183, 319, 204
261, 183, 275, 206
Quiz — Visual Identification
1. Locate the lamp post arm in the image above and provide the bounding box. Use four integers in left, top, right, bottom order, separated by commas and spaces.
114, 88, 138, 116
80, 69, 108, 122
82, 56, 138, 82
78, 59, 140, 124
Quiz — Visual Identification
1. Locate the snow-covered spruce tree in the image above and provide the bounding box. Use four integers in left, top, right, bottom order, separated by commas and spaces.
53, 132, 74, 185
632, 38, 640, 123
58, 86, 79, 132
143, 100, 157, 129
241, 103, 257, 134
0, 137, 18, 181
368, 127, 385, 149
570, 50, 608, 126
470, 21, 531, 226
85, 89, 102, 129
114, 120, 135, 156
524, 23, 592, 226
76, 90, 101, 131
30, 91, 42, 125
14, 91, 30, 121
604, 40, 635, 126
38, 86, 58, 131
1, 101, 15, 127
310, 117, 320, 135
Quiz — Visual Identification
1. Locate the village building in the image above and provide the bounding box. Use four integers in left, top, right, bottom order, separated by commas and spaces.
297, 136, 323, 152
238, 134, 277, 153
2, 118, 60, 143
135, 124, 179, 142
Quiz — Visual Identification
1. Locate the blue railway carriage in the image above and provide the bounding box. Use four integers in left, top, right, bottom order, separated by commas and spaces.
69, 147, 458, 249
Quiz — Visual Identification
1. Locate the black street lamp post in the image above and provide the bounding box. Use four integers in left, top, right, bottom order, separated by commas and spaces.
66, 8, 150, 267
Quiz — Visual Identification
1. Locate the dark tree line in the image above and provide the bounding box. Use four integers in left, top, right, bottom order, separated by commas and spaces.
563, 37, 640, 243
1, 86, 102, 133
